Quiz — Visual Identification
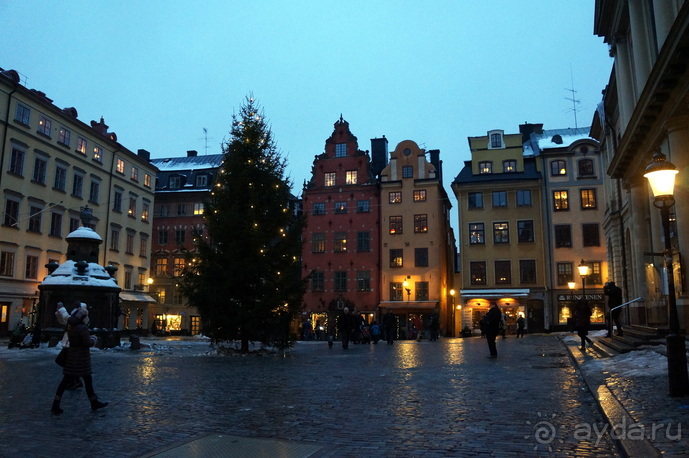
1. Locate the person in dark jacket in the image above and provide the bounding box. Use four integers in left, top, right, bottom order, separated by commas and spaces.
604, 281, 624, 337
382, 309, 396, 345
338, 307, 356, 350
484, 303, 502, 358
574, 299, 593, 351
51, 303, 108, 414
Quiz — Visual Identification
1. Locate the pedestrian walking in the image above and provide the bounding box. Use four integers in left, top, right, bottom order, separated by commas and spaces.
429, 311, 439, 341
51, 303, 108, 415
338, 307, 356, 349
604, 281, 624, 337
382, 309, 396, 345
370, 321, 381, 344
573, 299, 593, 351
484, 303, 502, 358
516, 314, 525, 338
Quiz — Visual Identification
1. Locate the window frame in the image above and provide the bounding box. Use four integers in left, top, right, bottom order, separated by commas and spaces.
402, 166, 413, 178
478, 161, 492, 174
551, 160, 567, 176
495, 260, 512, 284
469, 222, 485, 245
492, 191, 507, 208
517, 220, 534, 243
503, 160, 516, 173
553, 190, 569, 211
493, 222, 509, 244
324, 172, 336, 187
554, 224, 572, 248
389, 216, 403, 235
468, 192, 483, 209
389, 249, 403, 268
580, 188, 597, 209
389, 192, 402, 204
414, 214, 428, 233
470, 261, 486, 285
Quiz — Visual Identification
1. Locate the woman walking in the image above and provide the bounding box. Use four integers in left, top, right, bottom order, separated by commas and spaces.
51, 303, 108, 415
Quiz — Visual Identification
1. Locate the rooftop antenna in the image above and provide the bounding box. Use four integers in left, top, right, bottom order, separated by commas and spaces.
565, 64, 581, 129
199, 128, 215, 155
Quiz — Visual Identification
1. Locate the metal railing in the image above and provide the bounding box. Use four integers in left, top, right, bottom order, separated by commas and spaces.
608, 297, 643, 335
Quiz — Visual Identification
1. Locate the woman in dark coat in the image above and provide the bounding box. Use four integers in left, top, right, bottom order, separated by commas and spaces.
574, 299, 593, 351
51, 304, 108, 414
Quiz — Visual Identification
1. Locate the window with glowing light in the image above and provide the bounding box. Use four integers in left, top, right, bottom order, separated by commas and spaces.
553, 190, 569, 211
495, 260, 511, 284
580, 189, 597, 209
193, 203, 204, 215
470, 261, 486, 285
173, 256, 185, 276
345, 170, 357, 185
58, 127, 71, 147
469, 223, 485, 244
413, 190, 426, 202
324, 172, 336, 187
390, 249, 403, 268
493, 222, 509, 243
76, 137, 87, 154
334, 201, 347, 214
155, 258, 168, 276
93, 145, 103, 163
414, 214, 428, 233
478, 161, 492, 174
334, 232, 347, 252
131, 167, 139, 182
503, 160, 516, 172
142, 202, 150, 222
389, 216, 402, 234
38, 115, 51, 136
116, 158, 125, 174
551, 160, 566, 176
128, 198, 136, 218
389, 192, 402, 204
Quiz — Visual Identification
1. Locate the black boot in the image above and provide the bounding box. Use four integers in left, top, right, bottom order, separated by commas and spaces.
89, 395, 108, 411
51, 396, 63, 415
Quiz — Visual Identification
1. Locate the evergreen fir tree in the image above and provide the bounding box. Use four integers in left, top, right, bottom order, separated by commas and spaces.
180, 96, 304, 352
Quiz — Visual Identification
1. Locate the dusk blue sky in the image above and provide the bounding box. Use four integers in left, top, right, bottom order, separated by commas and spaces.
2, 1, 611, 206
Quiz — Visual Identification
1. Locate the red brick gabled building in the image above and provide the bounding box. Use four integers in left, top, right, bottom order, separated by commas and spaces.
301, 117, 382, 338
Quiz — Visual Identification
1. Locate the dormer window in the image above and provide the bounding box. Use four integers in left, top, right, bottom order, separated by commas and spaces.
478, 161, 492, 174
169, 176, 181, 189
503, 160, 516, 173
488, 130, 504, 149
196, 174, 209, 187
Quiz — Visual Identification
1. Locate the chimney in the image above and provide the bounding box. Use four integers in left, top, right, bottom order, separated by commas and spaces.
187, 150, 198, 157
137, 149, 151, 161
90, 117, 109, 135
370, 136, 388, 178
519, 123, 544, 143
428, 149, 442, 182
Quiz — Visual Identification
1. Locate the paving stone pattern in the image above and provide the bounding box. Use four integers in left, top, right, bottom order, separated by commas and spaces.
0, 335, 618, 457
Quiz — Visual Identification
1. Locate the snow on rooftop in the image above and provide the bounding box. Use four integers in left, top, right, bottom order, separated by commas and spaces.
151, 154, 224, 172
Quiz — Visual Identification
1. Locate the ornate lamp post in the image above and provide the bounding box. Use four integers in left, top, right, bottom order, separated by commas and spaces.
568, 281, 576, 300
644, 152, 689, 397
403, 279, 411, 302
578, 259, 590, 300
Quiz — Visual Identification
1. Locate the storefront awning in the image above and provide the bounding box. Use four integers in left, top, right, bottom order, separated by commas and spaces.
460, 289, 530, 298
378, 301, 438, 310
120, 292, 156, 303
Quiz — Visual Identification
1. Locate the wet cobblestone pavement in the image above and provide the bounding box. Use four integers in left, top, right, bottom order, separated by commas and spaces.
1, 335, 622, 457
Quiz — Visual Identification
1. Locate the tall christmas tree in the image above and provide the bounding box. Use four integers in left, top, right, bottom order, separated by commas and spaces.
180, 96, 304, 351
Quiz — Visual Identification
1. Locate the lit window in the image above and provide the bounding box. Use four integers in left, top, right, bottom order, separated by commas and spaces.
503, 160, 516, 172
58, 127, 71, 146
128, 198, 136, 217
77, 137, 87, 154
116, 158, 125, 174
553, 190, 569, 211
389, 216, 403, 234
38, 116, 52, 136
334, 201, 347, 214
324, 172, 336, 186
493, 222, 509, 243
478, 161, 492, 174
345, 170, 357, 185
469, 223, 485, 244
413, 190, 426, 202
470, 261, 486, 285
131, 167, 139, 182
580, 189, 597, 209
390, 249, 403, 268
551, 160, 566, 176
334, 232, 347, 252
414, 214, 428, 233
144, 173, 151, 188
389, 192, 402, 204
142, 203, 149, 222
311, 233, 325, 253
193, 203, 204, 215
93, 146, 103, 163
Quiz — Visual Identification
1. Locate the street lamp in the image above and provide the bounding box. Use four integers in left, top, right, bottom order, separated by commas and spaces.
568, 281, 576, 300
644, 151, 689, 397
403, 279, 411, 301
578, 259, 590, 300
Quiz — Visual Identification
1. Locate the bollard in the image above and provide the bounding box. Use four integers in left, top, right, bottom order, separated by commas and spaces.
129, 334, 141, 350
327, 335, 333, 348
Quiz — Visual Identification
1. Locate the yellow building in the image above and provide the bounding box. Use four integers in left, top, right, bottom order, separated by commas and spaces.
0, 68, 157, 336
452, 129, 548, 333
378, 140, 455, 338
